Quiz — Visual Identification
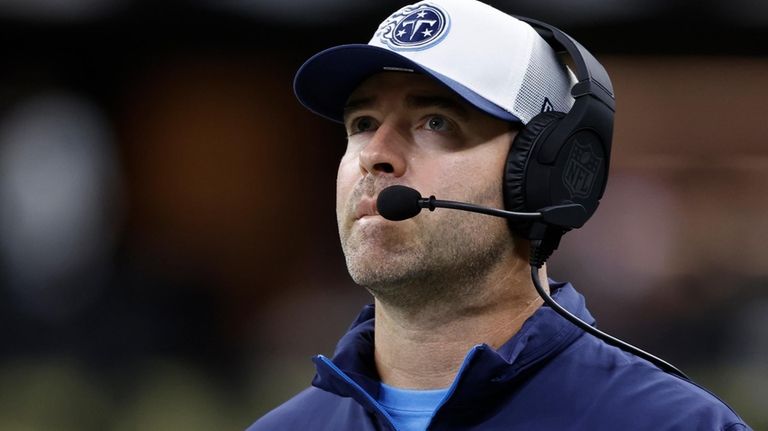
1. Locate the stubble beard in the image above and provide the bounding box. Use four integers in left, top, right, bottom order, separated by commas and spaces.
338, 184, 515, 313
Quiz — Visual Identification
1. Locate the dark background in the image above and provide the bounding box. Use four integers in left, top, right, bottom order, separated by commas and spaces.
0, 1, 765, 429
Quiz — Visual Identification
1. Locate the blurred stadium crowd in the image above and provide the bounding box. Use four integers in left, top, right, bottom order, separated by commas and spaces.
0, 0, 765, 429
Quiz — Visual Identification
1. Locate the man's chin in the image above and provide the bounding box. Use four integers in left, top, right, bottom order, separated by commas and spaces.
342, 220, 415, 253
343, 246, 422, 286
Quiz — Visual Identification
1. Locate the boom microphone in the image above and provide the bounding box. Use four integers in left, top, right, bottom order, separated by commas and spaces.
376, 185, 423, 221
375, 184, 689, 380
376, 185, 588, 229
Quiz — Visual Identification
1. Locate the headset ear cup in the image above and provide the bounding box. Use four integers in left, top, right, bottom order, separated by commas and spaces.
504, 111, 566, 213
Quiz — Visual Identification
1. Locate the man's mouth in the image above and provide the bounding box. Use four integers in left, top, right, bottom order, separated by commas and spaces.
354, 197, 379, 220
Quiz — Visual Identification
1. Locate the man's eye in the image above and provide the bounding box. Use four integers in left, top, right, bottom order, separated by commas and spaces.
349, 116, 377, 134
424, 115, 452, 132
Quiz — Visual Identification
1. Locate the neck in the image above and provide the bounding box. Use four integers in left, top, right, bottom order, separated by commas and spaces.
373, 262, 548, 389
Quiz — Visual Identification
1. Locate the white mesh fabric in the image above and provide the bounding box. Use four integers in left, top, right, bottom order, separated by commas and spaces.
513, 34, 577, 123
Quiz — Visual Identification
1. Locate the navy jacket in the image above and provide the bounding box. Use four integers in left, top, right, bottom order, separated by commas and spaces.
248, 282, 750, 430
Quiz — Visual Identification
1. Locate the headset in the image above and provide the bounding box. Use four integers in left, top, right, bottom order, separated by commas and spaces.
503, 17, 615, 247
503, 19, 689, 378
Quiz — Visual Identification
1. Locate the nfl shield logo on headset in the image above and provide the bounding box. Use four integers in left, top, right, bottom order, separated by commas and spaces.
375, 3, 451, 50
563, 139, 603, 199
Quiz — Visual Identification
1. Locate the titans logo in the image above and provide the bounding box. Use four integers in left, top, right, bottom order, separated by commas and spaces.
375, 4, 450, 50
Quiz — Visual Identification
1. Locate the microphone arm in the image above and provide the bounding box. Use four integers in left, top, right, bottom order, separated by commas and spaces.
418, 195, 588, 229
418, 196, 542, 220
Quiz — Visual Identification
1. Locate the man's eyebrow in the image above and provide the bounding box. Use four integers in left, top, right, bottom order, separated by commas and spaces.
343, 96, 376, 118
405, 94, 470, 121
342, 93, 472, 121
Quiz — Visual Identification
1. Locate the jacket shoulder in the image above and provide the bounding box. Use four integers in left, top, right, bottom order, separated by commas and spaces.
556, 335, 750, 430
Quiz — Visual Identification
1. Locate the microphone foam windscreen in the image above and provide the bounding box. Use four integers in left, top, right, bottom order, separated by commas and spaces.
377, 185, 422, 221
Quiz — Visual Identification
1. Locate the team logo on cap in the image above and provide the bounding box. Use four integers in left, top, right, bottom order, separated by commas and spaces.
375, 4, 450, 51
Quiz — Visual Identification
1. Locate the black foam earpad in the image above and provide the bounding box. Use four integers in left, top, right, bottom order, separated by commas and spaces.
503, 111, 566, 213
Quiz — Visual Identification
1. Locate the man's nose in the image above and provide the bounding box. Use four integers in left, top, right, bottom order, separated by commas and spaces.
358, 122, 407, 177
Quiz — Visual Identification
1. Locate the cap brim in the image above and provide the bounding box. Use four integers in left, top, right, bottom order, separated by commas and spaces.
293, 44, 521, 124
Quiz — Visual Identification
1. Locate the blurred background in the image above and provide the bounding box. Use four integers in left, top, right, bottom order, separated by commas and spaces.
0, 0, 765, 429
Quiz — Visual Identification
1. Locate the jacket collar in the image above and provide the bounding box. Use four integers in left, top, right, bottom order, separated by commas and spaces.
312, 281, 594, 412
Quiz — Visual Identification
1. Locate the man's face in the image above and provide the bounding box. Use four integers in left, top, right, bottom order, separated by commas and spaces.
336, 72, 518, 301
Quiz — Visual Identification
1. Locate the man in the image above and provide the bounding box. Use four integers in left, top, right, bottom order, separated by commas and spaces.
248, 0, 750, 430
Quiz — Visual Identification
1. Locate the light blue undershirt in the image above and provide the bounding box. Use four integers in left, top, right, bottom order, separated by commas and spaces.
377, 382, 450, 431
